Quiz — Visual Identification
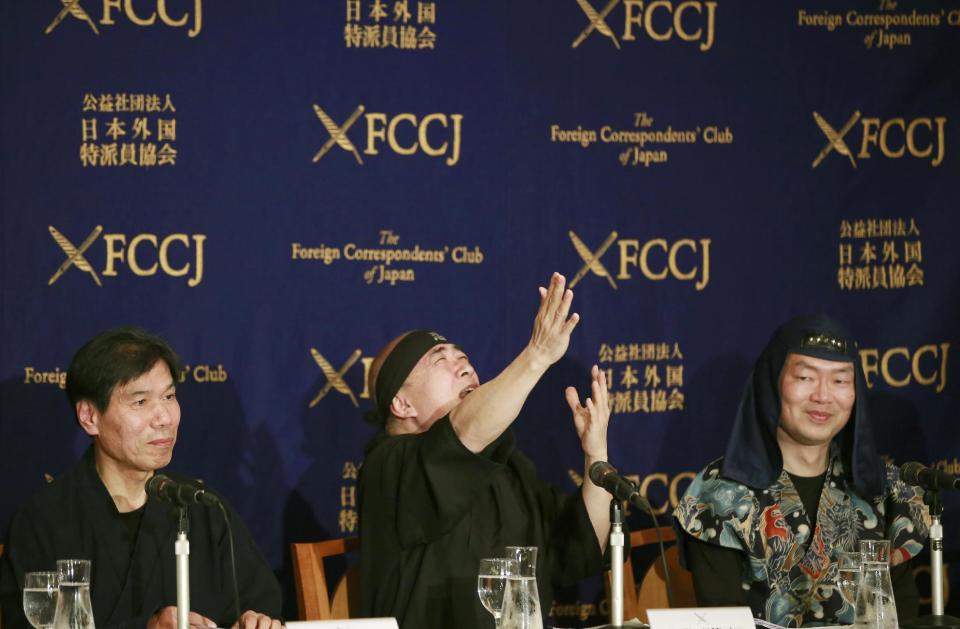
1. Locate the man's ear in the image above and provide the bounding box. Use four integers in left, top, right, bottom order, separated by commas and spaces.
76, 400, 100, 437
389, 394, 417, 421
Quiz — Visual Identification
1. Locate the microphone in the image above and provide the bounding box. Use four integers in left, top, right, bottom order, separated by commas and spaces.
146, 474, 220, 506
589, 461, 647, 509
589, 461, 676, 609
900, 462, 960, 491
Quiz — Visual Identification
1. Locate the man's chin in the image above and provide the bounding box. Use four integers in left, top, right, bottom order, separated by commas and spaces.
801, 427, 843, 447
151, 452, 175, 470
779, 425, 836, 449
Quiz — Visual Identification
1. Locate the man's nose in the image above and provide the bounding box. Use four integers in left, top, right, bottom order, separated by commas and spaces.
810, 378, 830, 402
153, 401, 174, 426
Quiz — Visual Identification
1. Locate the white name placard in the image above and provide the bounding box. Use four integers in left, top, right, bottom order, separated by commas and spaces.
286, 619, 398, 629
648, 606, 755, 629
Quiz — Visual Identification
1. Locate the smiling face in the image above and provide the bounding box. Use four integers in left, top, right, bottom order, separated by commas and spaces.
777, 353, 856, 449
80, 360, 181, 475
393, 343, 480, 433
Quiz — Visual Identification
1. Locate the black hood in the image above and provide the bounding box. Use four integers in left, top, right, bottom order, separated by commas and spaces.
721, 313, 883, 498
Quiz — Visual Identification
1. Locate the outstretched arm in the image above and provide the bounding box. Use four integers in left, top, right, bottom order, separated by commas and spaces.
566, 365, 611, 551
450, 272, 580, 453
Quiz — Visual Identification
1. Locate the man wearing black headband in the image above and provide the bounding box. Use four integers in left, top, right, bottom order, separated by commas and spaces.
359, 273, 613, 629
674, 314, 929, 627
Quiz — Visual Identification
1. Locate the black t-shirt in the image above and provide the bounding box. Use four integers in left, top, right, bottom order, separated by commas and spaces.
116, 505, 146, 550
115, 505, 146, 614
786, 471, 825, 526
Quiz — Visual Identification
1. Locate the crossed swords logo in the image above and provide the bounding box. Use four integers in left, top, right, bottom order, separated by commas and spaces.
48, 225, 103, 286
45, 0, 100, 35
572, 0, 622, 49
312, 105, 365, 164
812, 110, 861, 169
568, 230, 618, 289
309, 348, 363, 408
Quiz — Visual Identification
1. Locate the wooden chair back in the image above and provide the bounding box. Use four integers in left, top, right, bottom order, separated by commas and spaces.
606, 526, 697, 623
291, 537, 361, 620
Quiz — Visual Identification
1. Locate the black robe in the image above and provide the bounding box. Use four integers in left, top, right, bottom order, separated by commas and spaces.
359, 416, 603, 629
0, 448, 281, 629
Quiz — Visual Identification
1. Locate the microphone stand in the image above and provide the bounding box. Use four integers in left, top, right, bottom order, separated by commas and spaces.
175, 507, 191, 629
595, 498, 628, 629
589, 462, 676, 627
608, 499, 625, 628
901, 485, 960, 629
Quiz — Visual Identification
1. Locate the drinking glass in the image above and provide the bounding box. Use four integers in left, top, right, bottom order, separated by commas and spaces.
836, 551, 861, 606
477, 558, 516, 628
501, 547, 542, 629
854, 560, 898, 629
53, 559, 94, 629
504, 546, 537, 578
23, 572, 59, 629
860, 539, 891, 564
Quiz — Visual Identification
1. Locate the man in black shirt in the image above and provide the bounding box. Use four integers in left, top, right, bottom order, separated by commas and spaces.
0, 327, 282, 629
359, 272, 614, 629
674, 314, 929, 627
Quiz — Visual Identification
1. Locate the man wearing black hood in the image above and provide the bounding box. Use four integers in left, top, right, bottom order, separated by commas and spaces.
674, 314, 929, 627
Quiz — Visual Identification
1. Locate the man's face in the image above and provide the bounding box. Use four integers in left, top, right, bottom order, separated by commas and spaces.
778, 353, 855, 448
399, 343, 480, 432
86, 360, 181, 474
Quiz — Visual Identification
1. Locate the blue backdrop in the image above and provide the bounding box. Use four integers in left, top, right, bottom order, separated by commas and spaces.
2, 0, 958, 624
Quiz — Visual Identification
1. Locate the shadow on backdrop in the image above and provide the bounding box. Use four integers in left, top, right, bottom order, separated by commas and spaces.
0, 376, 77, 539
280, 374, 372, 620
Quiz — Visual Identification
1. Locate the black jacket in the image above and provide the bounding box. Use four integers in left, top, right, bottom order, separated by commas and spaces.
0, 448, 281, 629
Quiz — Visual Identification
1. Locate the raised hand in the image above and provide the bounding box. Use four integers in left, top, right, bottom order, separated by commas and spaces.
449, 273, 583, 453
528, 273, 580, 369
565, 365, 609, 460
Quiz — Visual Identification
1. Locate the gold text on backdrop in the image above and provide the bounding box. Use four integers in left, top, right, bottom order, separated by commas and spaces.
618, 238, 711, 290
859, 344, 950, 393
568, 233, 711, 290
47, 226, 206, 287
312, 105, 463, 166
572, 0, 717, 51
812, 111, 947, 168
45, 0, 202, 36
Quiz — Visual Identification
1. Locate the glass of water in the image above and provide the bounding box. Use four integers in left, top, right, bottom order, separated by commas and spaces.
477, 558, 516, 628
855, 560, 898, 629
836, 551, 861, 607
23, 572, 59, 629
860, 539, 891, 564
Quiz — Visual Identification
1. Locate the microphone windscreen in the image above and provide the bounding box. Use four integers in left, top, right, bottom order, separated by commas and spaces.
145, 473, 171, 499
589, 461, 614, 486
899, 462, 923, 485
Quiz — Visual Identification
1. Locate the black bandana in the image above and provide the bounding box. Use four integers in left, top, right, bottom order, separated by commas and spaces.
721, 313, 883, 498
368, 330, 448, 428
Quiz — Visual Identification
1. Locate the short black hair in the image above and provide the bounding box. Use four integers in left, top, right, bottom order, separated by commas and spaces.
66, 326, 181, 413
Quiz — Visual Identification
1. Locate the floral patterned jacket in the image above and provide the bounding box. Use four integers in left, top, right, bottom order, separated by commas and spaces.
674, 449, 929, 627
